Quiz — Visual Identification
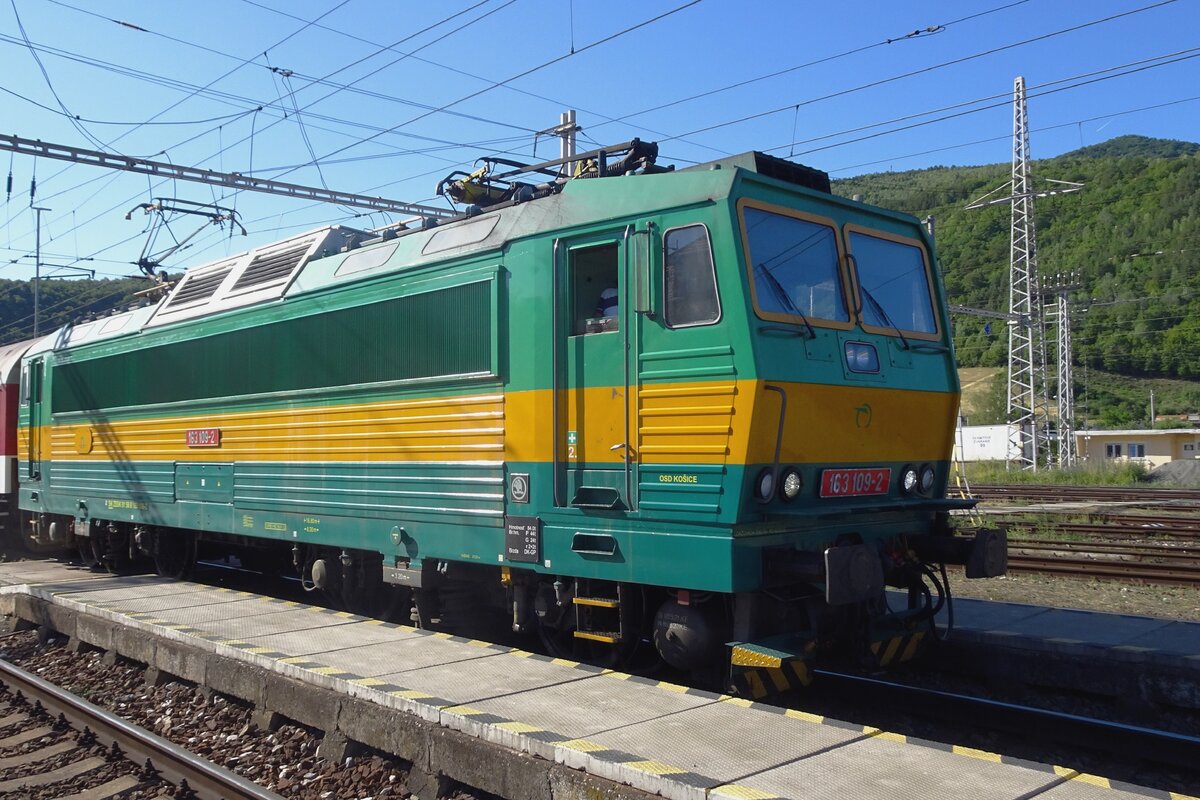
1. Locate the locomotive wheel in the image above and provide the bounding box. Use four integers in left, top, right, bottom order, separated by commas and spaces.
153, 530, 196, 580
75, 537, 100, 569
93, 528, 134, 575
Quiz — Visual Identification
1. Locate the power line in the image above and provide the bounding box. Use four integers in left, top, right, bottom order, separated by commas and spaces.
0, 85, 260, 127
0, 36, 521, 171
231, 0, 730, 157
188, 0, 524, 185
0, 0, 366, 242
787, 48, 1200, 160
763, 47, 1200, 160
273, 1, 704, 179
0, 0, 536, 252
7, 1, 707, 267
659, 1, 1180, 144
591, 0, 1033, 132
88, 0, 354, 155
827, 94, 1200, 174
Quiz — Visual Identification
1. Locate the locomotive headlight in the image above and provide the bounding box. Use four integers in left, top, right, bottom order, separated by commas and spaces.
901, 465, 918, 494
754, 468, 775, 503
844, 341, 879, 374
780, 468, 802, 501
919, 463, 936, 495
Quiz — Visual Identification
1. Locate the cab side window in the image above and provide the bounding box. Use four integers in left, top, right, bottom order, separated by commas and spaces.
664, 225, 720, 327
571, 243, 619, 335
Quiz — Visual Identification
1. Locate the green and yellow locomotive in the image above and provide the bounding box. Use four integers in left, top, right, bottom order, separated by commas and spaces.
12, 141, 1005, 693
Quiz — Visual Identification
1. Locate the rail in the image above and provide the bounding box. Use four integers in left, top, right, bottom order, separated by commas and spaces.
972, 484, 1200, 503
0, 658, 282, 800
960, 516, 1200, 586
812, 669, 1200, 773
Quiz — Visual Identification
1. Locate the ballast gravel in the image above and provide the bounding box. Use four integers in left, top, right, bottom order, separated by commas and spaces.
0, 630, 498, 799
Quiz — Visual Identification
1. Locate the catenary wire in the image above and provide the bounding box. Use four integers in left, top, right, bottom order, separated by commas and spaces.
658, 0, 1179, 144
0, 1, 709, 265
589, 0, 1034, 132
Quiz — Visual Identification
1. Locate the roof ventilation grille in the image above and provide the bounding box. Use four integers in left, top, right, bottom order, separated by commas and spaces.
232, 239, 315, 291
164, 262, 236, 309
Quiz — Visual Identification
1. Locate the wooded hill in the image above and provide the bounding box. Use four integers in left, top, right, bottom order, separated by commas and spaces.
833, 135, 1200, 381
0, 277, 152, 347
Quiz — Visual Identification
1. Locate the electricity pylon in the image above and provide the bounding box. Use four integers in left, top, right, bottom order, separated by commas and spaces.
966, 77, 1082, 470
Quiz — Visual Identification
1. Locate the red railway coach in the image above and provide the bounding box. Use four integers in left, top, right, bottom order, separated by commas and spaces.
1, 339, 35, 545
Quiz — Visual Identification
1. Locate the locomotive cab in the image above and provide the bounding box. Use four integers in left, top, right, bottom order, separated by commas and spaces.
644, 154, 1007, 689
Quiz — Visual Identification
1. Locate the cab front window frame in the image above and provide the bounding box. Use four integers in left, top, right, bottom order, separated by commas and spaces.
843, 224, 942, 342
738, 198, 854, 331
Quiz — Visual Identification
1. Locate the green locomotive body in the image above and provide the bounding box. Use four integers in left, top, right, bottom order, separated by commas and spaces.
15, 144, 1004, 690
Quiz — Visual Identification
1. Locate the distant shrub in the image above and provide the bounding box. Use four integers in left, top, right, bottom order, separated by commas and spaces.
965, 460, 1148, 486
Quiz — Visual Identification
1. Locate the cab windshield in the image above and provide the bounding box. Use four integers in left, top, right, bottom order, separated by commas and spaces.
848, 230, 937, 336
743, 207, 848, 324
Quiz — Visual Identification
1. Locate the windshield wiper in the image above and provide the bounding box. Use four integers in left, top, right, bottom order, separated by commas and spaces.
859, 285, 910, 351
756, 263, 815, 339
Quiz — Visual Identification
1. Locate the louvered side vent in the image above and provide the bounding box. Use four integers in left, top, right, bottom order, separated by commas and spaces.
164, 263, 235, 310
231, 239, 314, 292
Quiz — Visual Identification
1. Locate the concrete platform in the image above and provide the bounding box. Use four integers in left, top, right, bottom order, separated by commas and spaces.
930, 594, 1200, 711
946, 597, 1199, 659
1, 560, 1193, 800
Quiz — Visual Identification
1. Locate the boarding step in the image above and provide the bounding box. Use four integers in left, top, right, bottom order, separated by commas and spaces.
572, 579, 625, 644
573, 596, 620, 609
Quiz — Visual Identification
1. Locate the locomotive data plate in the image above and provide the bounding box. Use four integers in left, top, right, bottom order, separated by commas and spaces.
504, 516, 541, 563
819, 468, 890, 498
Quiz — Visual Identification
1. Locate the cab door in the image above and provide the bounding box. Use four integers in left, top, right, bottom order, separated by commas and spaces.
22, 358, 43, 481
554, 230, 636, 509
631, 222, 733, 519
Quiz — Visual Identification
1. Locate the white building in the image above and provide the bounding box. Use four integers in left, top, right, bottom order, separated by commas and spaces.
1074, 428, 1200, 469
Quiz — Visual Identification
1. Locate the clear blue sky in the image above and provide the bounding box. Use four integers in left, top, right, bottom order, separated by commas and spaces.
1, 0, 1197, 285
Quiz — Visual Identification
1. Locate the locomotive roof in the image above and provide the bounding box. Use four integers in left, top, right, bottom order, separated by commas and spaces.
24, 150, 915, 359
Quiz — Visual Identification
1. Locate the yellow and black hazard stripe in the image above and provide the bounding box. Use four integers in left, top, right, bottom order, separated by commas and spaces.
729, 642, 815, 699
869, 629, 926, 668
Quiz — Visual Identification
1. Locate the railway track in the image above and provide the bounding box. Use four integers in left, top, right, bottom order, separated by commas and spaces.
0, 656, 281, 800
4, 556, 1195, 797
959, 487, 1200, 585
1006, 548, 1200, 586
997, 517, 1200, 541
960, 518, 1200, 586
993, 515, 1200, 542
971, 483, 1200, 504
811, 670, 1200, 776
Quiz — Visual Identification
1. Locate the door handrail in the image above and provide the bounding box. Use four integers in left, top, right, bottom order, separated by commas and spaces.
764, 383, 787, 493
622, 225, 633, 510
551, 238, 563, 508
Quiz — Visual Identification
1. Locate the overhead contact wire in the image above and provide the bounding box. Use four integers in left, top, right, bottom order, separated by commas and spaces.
660, 0, 1180, 143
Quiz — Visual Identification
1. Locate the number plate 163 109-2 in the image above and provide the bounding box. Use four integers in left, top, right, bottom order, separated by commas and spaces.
819, 468, 891, 498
